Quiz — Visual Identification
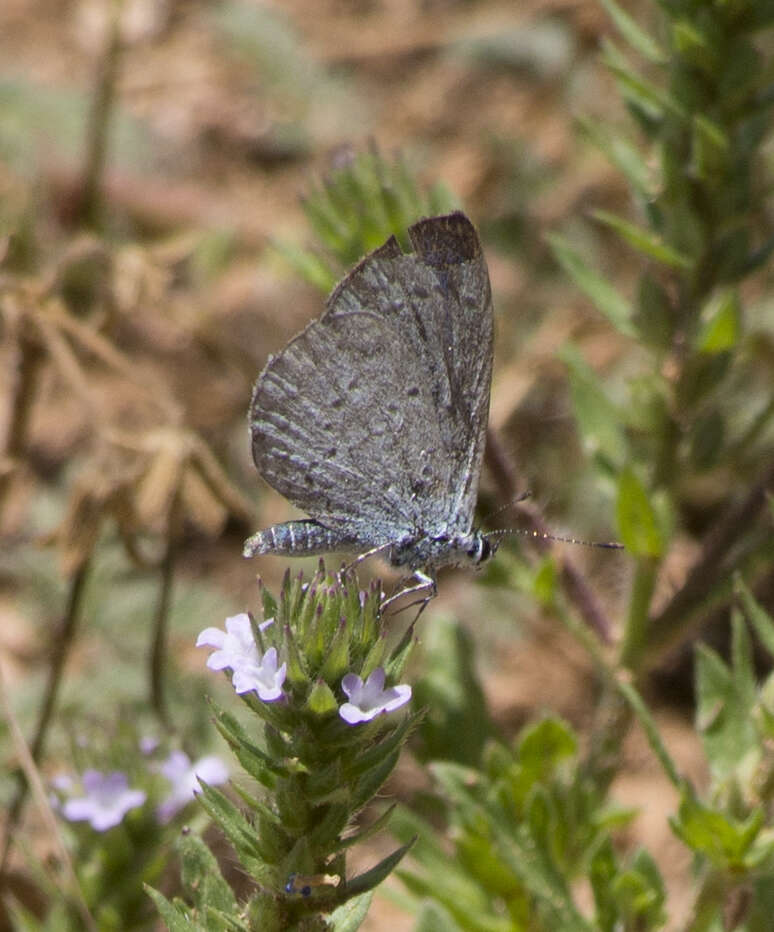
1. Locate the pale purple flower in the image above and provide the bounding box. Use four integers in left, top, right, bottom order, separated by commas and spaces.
139, 735, 160, 755
60, 770, 146, 831
196, 613, 286, 701
339, 667, 412, 724
50, 773, 74, 792
156, 750, 229, 823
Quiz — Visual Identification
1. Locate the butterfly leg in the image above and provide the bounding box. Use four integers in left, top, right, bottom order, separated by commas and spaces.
380, 570, 436, 613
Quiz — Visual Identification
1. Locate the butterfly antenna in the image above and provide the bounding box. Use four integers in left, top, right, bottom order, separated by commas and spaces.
484, 489, 533, 524
487, 528, 624, 550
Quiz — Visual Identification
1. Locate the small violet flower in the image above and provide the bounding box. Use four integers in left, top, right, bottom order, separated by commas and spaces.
156, 750, 229, 823
59, 769, 146, 832
139, 735, 160, 755
339, 667, 411, 725
196, 612, 286, 701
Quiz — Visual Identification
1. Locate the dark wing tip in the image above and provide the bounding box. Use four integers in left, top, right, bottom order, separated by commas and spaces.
408, 211, 481, 267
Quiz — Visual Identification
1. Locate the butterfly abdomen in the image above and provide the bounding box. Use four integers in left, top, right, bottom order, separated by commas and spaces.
243, 520, 358, 558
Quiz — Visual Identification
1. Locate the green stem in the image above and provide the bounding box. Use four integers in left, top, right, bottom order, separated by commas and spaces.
619, 557, 658, 671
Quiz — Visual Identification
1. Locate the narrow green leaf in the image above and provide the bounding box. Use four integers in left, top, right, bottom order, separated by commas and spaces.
672, 20, 717, 73
335, 804, 396, 851
145, 888, 199, 932
590, 838, 619, 932
615, 469, 664, 557
634, 270, 674, 350
599, 0, 665, 62
178, 833, 239, 915
731, 610, 757, 711
346, 839, 415, 896
559, 343, 627, 470
696, 290, 740, 353
547, 233, 636, 336
271, 241, 337, 293
210, 704, 285, 786
692, 114, 730, 180
601, 40, 686, 121
196, 783, 272, 878
575, 115, 654, 197
735, 574, 774, 661
592, 210, 693, 269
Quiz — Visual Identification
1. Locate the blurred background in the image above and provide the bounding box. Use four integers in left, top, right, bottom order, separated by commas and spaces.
4, 0, 772, 928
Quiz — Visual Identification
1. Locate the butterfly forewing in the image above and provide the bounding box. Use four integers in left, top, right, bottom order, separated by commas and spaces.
248, 211, 493, 554
249, 310, 451, 545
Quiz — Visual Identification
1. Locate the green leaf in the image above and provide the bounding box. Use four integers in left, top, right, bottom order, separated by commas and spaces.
178, 832, 240, 915
519, 717, 577, 775
672, 20, 717, 74
271, 240, 338, 293
696, 290, 740, 353
592, 210, 693, 269
735, 574, 774, 661
196, 783, 273, 879
210, 704, 285, 787
413, 615, 492, 766
305, 678, 339, 715
601, 40, 686, 121
695, 617, 759, 784
590, 838, 619, 932
531, 556, 557, 607
547, 233, 636, 336
615, 469, 664, 557
598, 0, 665, 63
346, 839, 415, 896
414, 901, 466, 932
692, 114, 730, 180
145, 888, 200, 932
329, 891, 374, 931
670, 792, 764, 869
575, 116, 654, 197
559, 343, 627, 470
633, 271, 674, 351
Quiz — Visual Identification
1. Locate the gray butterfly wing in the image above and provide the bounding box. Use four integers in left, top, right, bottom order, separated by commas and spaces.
249, 309, 452, 546
324, 212, 493, 534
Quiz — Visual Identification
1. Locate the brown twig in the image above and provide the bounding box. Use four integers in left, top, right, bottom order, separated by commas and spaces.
644, 456, 774, 669
72, 4, 122, 228
0, 310, 44, 524
0, 656, 97, 930
0, 559, 92, 872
